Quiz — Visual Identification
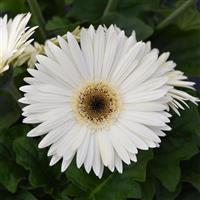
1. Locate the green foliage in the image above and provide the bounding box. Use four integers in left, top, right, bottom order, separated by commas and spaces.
0, 126, 25, 193
0, 161, 24, 193
175, 7, 200, 31
152, 27, 200, 76
68, 0, 107, 21
140, 178, 156, 200
102, 13, 153, 40
0, 0, 200, 199
0, 0, 28, 15
87, 151, 153, 200
149, 128, 199, 192
0, 89, 21, 131
13, 137, 60, 187
182, 154, 200, 192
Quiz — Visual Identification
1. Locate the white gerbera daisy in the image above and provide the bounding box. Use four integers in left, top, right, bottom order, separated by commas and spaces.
20, 25, 176, 178
0, 13, 36, 73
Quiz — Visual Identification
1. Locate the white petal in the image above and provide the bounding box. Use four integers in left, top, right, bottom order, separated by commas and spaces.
67, 32, 89, 79
115, 153, 123, 173
76, 130, 91, 168
117, 123, 149, 150
97, 131, 114, 167
61, 154, 74, 172
49, 155, 61, 166
93, 25, 105, 80
108, 128, 131, 165
92, 135, 102, 177
84, 134, 95, 173
101, 26, 118, 80
26, 110, 71, 137
80, 28, 94, 78
38, 122, 74, 148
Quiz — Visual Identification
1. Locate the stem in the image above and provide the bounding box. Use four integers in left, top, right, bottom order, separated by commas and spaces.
27, 0, 47, 40
156, 0, 195, 30
102, 0, 119, 18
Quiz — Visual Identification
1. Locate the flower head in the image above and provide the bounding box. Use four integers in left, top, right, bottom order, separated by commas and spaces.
0, 13, 36, 73
20, 25, 198, 178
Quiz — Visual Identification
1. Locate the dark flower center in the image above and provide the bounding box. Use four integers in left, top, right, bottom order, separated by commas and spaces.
90, 96, 106, 112
74, 82, 120, 128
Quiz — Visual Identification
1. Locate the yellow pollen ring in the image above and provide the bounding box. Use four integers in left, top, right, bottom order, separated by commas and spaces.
72, 82, 121, 130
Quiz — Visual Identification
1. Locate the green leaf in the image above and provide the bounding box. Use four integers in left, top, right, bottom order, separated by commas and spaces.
121, 150, 154, 181
69, 0, 107, 21
149, 121, 199, 192
0, 68, 12, 88
0, 0, 28, 14
0, 125, 30, 193
59, 196, 71, 200
46, 16, 80, 36
66, 162, 101, 191
88, 150, 153, 200
0, 90, 21, 131
0, 189, 38, 200
149, 104, 200, 192
152, 26, 200, 75
46, 16, 71, 31
0, 124, 30, 150
65, 151, 152, 200
62, 184, 84, 197
0, 189, 13, 200
183, 172, 200, 192
175, 7, 200, 31
0, 160, 24, 193
16, 190, 38, 200
118, 0, 160, 18
152, 160, 180, 192
155, 184, 181, 200
171, 102, 200, 133
90, 177, 141, 200
141, 178, 156, 200
182, 154, 200, 192
176, 188, 200, 200
65, 0, 74, 4
13, 137, 60, 188
102, 13, 153, 40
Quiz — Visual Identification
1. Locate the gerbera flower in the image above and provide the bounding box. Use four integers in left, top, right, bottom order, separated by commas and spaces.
0, 13, 36, 73
20, 25, 195, 178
